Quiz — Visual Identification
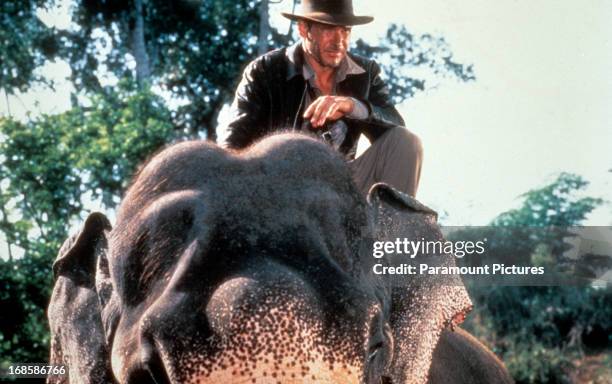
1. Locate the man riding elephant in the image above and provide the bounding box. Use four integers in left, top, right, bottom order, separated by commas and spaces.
46, 3, 514, 383
226, 0, 423, 197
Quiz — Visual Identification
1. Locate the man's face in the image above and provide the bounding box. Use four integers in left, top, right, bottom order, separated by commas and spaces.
299, 21, 352, 68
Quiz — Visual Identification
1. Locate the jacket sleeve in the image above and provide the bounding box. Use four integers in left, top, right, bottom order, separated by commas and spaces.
357, 60, 405, 140
224, 58, 271, 149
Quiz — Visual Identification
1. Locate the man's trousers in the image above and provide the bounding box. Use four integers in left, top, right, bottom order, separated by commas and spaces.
349, 126, 423, 197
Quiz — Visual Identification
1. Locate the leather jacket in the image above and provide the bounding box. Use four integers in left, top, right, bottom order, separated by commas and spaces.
225, 43, 405, 159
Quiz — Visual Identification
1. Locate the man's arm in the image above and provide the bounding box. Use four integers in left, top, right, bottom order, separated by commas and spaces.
225, 58, 270, 149
349, 60, 406, 142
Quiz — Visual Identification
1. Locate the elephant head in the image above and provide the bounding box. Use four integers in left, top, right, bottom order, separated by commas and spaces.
48, 133, 509, 384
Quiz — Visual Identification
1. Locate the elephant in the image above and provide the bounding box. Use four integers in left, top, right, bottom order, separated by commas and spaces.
47, 132, 513, 384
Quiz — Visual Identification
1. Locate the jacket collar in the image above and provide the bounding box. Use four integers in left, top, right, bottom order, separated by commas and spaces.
285, 42, 365, 81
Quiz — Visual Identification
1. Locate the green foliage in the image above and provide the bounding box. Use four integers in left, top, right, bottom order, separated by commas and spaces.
503, 338, 573, 384
453, 173, 604, 266
70, 80, 176, 206
493, 173, 603, 228
0, 0, 60, 93
465, 285, 612, 384
455, 173, 611, 383
0, 79, 174, 364
65, 0, 261, 138
468, 286, 612, 347
0, 255, 52, 363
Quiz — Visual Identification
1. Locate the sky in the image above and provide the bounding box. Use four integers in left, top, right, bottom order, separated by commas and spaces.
2, 0, 611, 229
351, 0, 612, 226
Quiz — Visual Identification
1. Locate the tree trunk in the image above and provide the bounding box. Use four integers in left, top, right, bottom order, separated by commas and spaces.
131, 0, 151, 86
0, 211, 13, 262
6, 243, 12, 262
200, 96, 227, 142
287, 0, 297, 35
258, 0, 270, 56
4, 89, 11, 118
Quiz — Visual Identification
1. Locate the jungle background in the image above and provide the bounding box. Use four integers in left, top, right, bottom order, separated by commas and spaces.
0, 0, 611, 383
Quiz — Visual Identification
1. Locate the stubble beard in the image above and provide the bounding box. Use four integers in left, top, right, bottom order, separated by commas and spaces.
307, 40, 342, 69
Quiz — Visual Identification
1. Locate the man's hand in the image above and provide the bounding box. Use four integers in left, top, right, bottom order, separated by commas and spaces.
303, 96, 355, 128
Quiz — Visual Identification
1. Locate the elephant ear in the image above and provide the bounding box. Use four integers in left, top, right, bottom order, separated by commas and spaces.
367, 183, 472, 384
47, 212, 115, 384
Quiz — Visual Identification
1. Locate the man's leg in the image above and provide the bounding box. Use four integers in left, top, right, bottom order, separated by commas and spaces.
349, 126, 423, 197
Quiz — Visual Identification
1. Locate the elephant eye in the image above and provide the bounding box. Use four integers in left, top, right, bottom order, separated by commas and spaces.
365, 307, 394, 384
181, 208, 194, 227
365, 341, 390, 384
368, 341, 384, 361
121, 206, 198, 305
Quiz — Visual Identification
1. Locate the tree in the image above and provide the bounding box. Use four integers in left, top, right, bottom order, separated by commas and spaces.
451, 173, 603, 266
493, 173, 603, 228
64, 0, 261, 139
258, 0, 271, 56
353, 24, 475, 104
494, 173, 604, 268
449, 174, 610, 383
0, 80, 175, 364
0, 0, 60, 96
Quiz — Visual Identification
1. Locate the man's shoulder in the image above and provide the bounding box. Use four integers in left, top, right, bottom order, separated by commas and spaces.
261, 46, 288, 60
245, 47, 289, 73
346, 52, 378, 72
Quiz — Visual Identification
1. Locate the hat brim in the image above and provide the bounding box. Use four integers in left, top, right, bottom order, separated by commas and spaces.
281, 12, 374, 26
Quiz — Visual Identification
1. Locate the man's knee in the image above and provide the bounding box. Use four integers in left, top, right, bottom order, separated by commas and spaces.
387, 127, 423, 160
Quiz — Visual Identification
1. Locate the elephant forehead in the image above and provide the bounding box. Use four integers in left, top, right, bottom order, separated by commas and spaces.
218, 181, 347, 224
114, 137, 365, 254
117, 134, 356, 222
116, 174, 353, 239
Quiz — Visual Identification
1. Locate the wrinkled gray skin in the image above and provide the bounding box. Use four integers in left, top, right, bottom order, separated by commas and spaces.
48, 133, 512, 384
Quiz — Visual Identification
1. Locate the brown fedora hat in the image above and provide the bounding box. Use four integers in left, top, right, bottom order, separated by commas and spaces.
281, 0, 374, 26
